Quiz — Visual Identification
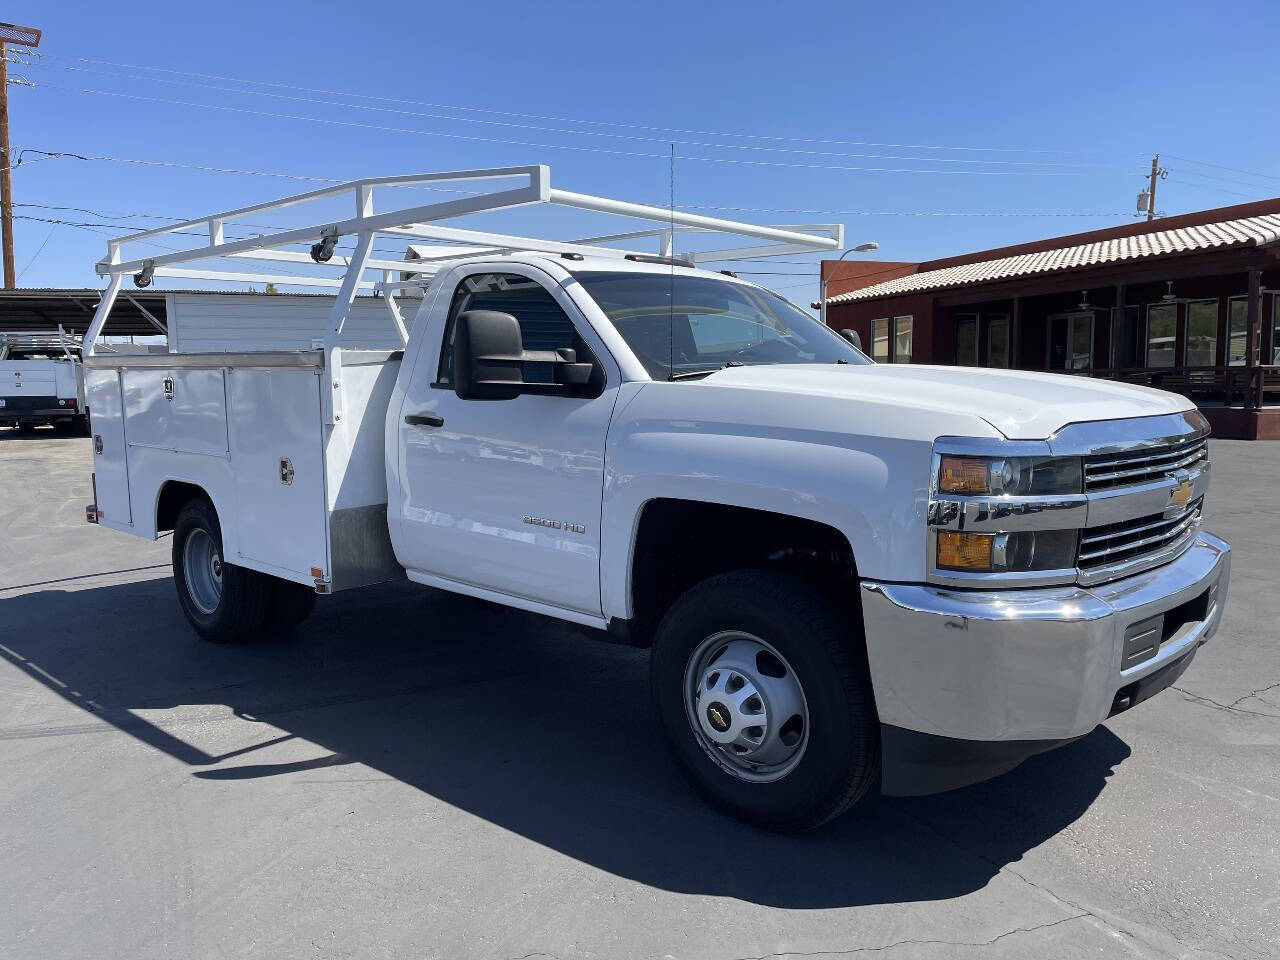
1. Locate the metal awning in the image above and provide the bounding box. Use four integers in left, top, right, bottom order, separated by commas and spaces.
0, 288, 168, 337
822, 212, 1280, 305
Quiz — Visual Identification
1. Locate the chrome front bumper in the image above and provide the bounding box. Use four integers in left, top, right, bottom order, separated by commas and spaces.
861, 530, 1230, 792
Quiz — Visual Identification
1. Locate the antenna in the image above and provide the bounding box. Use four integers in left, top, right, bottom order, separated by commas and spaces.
668, 142, 675, 380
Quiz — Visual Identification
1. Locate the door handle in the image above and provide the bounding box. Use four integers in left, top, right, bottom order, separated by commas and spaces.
404, 411, 444, 428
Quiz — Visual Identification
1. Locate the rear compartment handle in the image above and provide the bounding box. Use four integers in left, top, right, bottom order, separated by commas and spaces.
404, 412, 444, 428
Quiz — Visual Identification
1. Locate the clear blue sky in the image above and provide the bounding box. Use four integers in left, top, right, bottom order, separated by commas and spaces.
7, 0, 1279, 309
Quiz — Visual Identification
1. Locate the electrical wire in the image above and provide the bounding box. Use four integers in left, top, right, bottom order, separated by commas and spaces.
34, 60, 1134, 170
15, 152, 1140, 220
31, 82, 1115, 178
1164, 167, 1277, 191
16, 222, 57, 281
1162, 177, 1261, 200
1162, 154, 1280, 184
45, 52, 1137, 159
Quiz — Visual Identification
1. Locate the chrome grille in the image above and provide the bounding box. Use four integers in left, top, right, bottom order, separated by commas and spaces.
1078, 498, 1203, 573
1083, 435, 1208, 491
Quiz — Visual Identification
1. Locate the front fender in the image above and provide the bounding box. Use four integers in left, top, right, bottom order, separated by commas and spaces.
599, 389, 937, 620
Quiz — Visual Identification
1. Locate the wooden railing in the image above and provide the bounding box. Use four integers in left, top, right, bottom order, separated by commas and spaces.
1055, 365, 1280, 408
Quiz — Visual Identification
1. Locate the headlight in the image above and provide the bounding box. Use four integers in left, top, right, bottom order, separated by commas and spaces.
936, 529, 1078, 573
938, 455, 1082, 497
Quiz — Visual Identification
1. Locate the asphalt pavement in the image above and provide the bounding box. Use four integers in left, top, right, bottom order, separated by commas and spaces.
1, 432, 1276, 959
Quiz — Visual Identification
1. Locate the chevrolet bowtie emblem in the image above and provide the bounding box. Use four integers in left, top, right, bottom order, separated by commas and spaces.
1169, 478, 1193, 510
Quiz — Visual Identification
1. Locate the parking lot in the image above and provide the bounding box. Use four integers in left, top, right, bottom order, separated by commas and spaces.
1, 432, 1276, 960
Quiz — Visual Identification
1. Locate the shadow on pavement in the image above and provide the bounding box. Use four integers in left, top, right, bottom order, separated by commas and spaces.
0, 575, 1130, 909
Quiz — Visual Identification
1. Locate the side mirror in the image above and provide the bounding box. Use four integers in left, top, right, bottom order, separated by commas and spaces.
840, 328, 863, 351
454, 310, 524, 400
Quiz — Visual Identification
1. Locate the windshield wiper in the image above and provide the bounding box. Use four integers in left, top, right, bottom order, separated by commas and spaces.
667, 361, 745, 382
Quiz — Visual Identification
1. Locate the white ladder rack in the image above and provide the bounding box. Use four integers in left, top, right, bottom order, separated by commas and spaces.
84, 165, 842, 356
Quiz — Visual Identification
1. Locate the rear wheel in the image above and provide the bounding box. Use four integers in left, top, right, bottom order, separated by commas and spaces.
265, 578, 317, 630
172, 497, 269, 642
650, 569, 879, 832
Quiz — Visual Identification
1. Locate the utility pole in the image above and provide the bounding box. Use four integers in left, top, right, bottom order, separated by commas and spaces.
0, 22, 42, 289
1138, 154, 1167, 222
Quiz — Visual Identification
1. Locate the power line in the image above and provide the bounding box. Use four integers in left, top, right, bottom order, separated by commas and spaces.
1162, 177, 1261, 200
34, 60, 1134, 171
1162, 153, 1280, 184
32, 82, 1116, 178
46, 53, 1133, 159
16, 221, 56, 281
1164, 167, 1276, 193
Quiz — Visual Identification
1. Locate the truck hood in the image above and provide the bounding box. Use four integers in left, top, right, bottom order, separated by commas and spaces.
699, 363, 1194, 440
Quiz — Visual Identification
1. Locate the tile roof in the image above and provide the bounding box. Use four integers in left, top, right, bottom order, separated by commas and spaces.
821, 212, 1280, 305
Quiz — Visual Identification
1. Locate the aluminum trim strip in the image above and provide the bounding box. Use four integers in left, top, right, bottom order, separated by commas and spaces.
83, 350, 326, 370
1047, 410, 1209, 458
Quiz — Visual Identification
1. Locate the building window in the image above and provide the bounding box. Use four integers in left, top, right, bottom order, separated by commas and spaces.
1186, 300, 1217, 367
893, 316, 913, 364
1228, 297, 1249, 365
1049, 313, 1093, 370
955, 315, 978, 365
871, 318, 890, 362
1273, 297, 1280, 364
987, 315, 1010, 367
1146, 303, 1177, 368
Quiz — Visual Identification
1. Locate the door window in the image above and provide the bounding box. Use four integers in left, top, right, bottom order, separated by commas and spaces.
1228, 297, 1249, 365
955, 315, 978, 366
871, 318, 890, 362
1273, 297, 1280, 364
1049, 313, 1094, 370
1146, 303, 1177, 368
893, 316, 913, 363
1186, 300, 1217, 367
987, 315, 1010, 367
437, 272, 596, 386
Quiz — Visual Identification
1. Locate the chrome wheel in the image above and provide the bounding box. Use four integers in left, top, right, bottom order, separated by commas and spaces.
183, 527, 223, 616
683, 631, 810, 783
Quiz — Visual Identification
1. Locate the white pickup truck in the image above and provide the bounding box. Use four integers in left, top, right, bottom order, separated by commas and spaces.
82, 168, 1231, 831
0, 331, 87, 433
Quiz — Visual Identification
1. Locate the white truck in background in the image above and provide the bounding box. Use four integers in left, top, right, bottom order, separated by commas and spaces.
82, 167, 1231, 831
0, 330, 87, 433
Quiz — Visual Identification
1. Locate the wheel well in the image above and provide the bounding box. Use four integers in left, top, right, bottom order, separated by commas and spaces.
629, 499, 858, 646
156, 481, 209, 533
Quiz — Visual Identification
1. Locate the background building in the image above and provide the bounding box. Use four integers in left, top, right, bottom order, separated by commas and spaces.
819, 199, 1280, 439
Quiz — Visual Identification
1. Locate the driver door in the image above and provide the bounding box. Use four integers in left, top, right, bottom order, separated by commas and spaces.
396, 268, 618, 617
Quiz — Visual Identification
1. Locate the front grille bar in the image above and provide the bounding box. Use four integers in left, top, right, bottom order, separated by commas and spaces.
1084, 437, 1208, 491
1079, 503, 1202, 565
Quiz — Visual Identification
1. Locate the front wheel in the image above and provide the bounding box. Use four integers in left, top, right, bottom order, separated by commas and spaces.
172, 498, 269, 642
650, 570, 879, 832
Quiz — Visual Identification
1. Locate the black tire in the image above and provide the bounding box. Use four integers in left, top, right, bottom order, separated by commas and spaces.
172, 497, 270, 642
650, 569, 880, 832
265, 577, 318, 631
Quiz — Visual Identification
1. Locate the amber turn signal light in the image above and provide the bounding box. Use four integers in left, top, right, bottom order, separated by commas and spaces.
938, 456, 990, 495
937, 531, 993, 570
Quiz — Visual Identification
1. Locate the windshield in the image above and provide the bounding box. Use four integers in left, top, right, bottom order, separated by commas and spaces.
572, 271, 869, 380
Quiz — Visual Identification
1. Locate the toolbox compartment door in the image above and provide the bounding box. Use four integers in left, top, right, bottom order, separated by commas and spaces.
226, 367, 327, 581
85, 368, 132, 525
